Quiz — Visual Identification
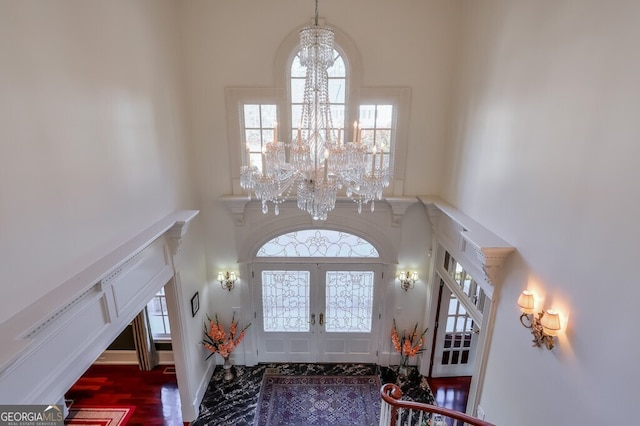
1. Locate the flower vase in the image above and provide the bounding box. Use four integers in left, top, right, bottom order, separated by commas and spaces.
222, 357, 234, 381
398, 359, 409, 377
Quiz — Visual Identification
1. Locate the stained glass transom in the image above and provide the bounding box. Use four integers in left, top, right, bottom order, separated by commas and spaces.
325, 271, 375, 333
262, 271, 310, 332
257, 230, 379, 258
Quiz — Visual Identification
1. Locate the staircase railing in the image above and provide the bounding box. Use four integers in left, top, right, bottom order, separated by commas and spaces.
379, 383, 496, 426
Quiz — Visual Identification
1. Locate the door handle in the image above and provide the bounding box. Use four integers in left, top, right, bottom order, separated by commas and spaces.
319, 313, 324, 326
310, 313, 316, 325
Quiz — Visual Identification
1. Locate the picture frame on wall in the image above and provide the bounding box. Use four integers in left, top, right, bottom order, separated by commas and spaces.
191, 291, 199, 317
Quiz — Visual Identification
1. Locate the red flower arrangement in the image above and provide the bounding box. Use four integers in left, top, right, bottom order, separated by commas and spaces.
202, 312, 250, 360
392, 318, 428, 367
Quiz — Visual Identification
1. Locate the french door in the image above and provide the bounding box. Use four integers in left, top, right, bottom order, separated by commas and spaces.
431, 280, 480, 377
253, 263, 381, 363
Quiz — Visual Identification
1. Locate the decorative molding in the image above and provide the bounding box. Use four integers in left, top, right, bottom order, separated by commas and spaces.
167, 210, 200, 255
222, 195, 417, 228
220, 195, 251, 225
23, 285, 98, 339
465, 241, 515, 287
385, 197, 418, 226
419, 196, 515, 287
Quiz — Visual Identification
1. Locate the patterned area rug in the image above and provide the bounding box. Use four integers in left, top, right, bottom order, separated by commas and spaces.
65, 406, 135, 425
254, 375, 381, 426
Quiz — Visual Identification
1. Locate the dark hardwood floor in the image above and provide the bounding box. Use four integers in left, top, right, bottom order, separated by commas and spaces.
428, 376, 472, 413
65, 364, 186, 426
66, 364, 470, 425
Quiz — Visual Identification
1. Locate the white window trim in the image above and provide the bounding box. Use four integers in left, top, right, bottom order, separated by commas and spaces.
355, 87, 411, 196
226, 87, 285, 195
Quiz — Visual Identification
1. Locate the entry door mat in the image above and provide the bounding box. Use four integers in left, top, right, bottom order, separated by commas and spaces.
254, 375, 381, 426
65, 406, 135, 425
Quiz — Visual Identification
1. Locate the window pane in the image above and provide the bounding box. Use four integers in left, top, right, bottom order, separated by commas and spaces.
360, 129, 374, 148
448, 297, 458, 315
149, 316, 165, 334
330, 105, 345, 129
327, 52, 345, 77
291, 104, 303, 127
359, 105, 377, 127
325, 271, 374, 333
375, 129, 391, 148
244, 104, 261, 127
446, 317, 455, 333
147, 290, 170, 338
328, 79, 345, 103
291, 55, 305, 77
262, 271, 310, 332
245, 130, 262, 151
261, 105, 277, 126
291, 78, 305, 103
376, 105, 393, 127
458, 304, 467, 316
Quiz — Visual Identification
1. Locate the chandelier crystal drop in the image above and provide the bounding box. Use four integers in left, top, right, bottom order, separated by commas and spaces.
240, 0, 391, 220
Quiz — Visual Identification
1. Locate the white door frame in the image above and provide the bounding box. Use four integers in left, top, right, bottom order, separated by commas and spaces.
426, 243, 496, 418
430, 277, 480, 377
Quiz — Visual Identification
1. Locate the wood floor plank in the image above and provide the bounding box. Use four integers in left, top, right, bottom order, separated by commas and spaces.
65, 364, 185, 425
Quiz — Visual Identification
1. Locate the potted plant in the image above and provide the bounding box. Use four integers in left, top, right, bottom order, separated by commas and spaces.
202, 312, 250, 381
392, 318, 428, 376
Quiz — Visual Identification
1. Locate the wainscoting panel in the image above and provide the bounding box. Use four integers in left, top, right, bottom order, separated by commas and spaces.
25, 293, 111, 402
109, 240, 170, 317
0, 211, 199, 407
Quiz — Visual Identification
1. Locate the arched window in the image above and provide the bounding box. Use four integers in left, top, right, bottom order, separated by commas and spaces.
256, 229, 379, 258
290, 48, 346, 135
227, 23, 410, 199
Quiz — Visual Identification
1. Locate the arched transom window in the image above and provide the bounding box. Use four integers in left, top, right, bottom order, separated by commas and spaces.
257, 229, 379, 258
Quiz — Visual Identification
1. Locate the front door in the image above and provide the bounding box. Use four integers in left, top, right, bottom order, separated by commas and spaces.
254, 263, 381, 363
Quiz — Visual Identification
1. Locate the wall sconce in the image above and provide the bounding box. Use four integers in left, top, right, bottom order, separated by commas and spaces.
218, 271, 237, 291
517, 290, 562, 350
397, 271, 419, 291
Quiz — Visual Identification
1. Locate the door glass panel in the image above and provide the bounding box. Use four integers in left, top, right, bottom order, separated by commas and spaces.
262, 271, 310, 332
441, 294, 474, 366
325, 271, 374, 333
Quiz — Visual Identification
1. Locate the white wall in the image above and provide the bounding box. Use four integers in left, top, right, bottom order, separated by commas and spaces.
444, 1, 640, 424
0, 1, 212, 418
180, 0, 461, 319
0, 0, 196, 323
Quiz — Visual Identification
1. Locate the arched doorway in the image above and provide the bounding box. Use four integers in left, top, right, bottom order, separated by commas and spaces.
248, 229, 386, 363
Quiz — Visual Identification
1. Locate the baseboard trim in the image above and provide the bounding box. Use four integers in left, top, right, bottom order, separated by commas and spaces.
94, 350, 174, 365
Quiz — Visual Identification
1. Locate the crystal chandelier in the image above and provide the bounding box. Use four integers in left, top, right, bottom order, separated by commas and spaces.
240, 0, 390, 221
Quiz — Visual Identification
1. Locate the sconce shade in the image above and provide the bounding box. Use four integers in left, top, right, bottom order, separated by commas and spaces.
397, 270, 418, 291
218, 271, 238, 291
517, 290, 535, 314
540, 310, 561, 336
